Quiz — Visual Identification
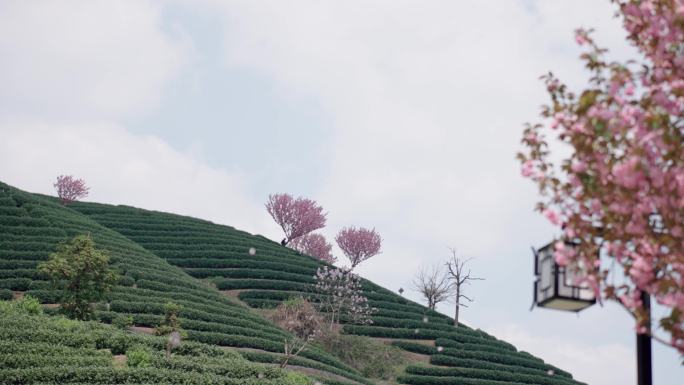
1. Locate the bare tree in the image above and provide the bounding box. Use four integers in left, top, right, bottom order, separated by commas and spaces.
445, 248, 483, 327
413, 264, 451, 311
270, 298, 323, 368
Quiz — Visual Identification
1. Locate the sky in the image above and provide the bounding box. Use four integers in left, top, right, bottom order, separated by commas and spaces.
0, 1, 681, 384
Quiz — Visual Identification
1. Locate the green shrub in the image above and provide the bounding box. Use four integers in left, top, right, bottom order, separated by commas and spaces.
0, 278, 31, 290
18, 295, 42, 315
429, 354, 572, 379
239, 350, 373, 385
403, 365, 579, 385
284, 371, 311, 385
391, 341, 437, 355
320, 334, 406, 380
0, 288, 13, 300
38, 234, 118, 320
127, 345, 153, 368
112, 314, 134, 329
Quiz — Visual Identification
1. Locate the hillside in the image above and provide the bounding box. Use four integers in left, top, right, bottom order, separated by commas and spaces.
0, 182, 361, 385
0, 181, 585, 385
0, 299, 307, 385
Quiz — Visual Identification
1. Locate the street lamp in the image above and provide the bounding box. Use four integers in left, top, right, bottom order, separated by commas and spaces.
532, 240, 652, 385
532, 241, 596, 312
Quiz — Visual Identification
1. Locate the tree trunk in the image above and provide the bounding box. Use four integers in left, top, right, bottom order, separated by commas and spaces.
454, 286, 459, 327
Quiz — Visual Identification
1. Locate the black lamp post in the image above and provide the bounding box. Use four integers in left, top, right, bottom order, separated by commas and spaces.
532, 241, 652, 385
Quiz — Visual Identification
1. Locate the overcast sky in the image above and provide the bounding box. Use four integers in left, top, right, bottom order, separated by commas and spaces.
0, 1, 681, 384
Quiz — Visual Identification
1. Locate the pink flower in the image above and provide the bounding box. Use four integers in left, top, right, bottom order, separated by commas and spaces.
575, 31, 589, 45
570, 160, 587, 173
630, 256, 654, 287
543, 208, 561, 226
524, 131, 538, 143
659, 293, 684, 308
521, 160, 535, 177
553, 241, 574, 266
612, 157, 641, 189
625, 83, 635, 96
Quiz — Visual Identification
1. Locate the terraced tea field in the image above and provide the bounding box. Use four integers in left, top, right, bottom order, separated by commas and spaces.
0, 301, 306, 385
0, 183, 363, 385
70, 199, 586, 385
0, 180, 585, 385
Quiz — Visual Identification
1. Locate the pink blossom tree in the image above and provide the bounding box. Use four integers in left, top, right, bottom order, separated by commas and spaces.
266, 193, 327, 246
519, 0, 684, 354
54, 175, 89, 205
289, 233, 337, 264
335, 227, 382, 270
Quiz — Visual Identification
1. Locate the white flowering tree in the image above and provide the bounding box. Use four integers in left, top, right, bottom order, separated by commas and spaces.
313, 266, 374, 327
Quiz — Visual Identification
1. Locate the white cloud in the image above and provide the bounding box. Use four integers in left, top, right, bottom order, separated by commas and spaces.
199, 0, 632, 264
490, 323, 634, 385
0, 120, 267, 235
0, 1, 275, 239
0, 0, 188, 119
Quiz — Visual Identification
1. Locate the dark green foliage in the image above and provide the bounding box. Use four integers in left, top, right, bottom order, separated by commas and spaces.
397, 374, 582, 385
0, 295, 43, 315
320, 334, 406, 380
391, 341, 437, 355
38, 234, 118, 320
0, 303, 306, 385
403, 366, 581, 385
112, 314, 134, 329
0, 288, 13, 300
0, 278, 31, 290
430, 354, 571, 379
154, 301, 182, 336
239, 350, 375, 385
214, 279, 308, 292
126, 345, 152, 368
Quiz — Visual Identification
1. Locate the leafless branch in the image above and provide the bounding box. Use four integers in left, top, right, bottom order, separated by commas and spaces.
445, 247, 483, 327
413, 264, 452, 310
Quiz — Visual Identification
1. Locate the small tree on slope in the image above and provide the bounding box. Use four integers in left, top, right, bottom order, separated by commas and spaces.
266, 193, 326, 246
54, 175, 89, 204
314, 266, 374, 327
414, 264, 452, 311
39, 234, 118, 320
335, 226, 382, 270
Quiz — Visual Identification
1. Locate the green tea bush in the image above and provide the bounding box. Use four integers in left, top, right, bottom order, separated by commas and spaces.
214, 279, 308, 292
15, 294, 42, 315
403, 366, 579, 385
320, 333, 406, 380
430, 354, 571, 379
126, 345, 153, 368
112, 314, 134, 329
0, 306, 310, 385
0, 288, 13, 300
391, 341, 437, 355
